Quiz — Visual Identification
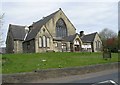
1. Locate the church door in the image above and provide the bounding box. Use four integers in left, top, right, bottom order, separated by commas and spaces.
75, 45, 80, 51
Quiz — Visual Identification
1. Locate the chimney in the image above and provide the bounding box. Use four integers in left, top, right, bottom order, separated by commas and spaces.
79, 31, 84, 37
24, 26, 29, 40
25, 26, 29, 34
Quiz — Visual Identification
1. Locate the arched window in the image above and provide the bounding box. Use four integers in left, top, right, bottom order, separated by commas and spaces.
74, 40, 80, 45
38, 37, 42, 47
47, 38, 50, 47
56, 18, 67, 37
95, 41, 98, 49
43, 36, 46, 47
98, 41, 101, 48
96, 41, 101, 49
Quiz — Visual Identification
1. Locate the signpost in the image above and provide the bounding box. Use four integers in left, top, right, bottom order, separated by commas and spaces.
103, 48, 111, 60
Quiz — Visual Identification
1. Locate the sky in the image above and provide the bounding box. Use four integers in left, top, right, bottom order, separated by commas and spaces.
0, 0, 119, 47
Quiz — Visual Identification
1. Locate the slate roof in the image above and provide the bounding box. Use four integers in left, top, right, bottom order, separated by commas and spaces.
64, 33, 78, 42
53, 37, 64, 41
25, 10, 60, 41
81, 32, 97, 43
9, 24, 26, 40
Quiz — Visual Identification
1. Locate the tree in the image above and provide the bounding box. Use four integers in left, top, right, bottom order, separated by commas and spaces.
99, 28, 117, 40
99, 28, 118, 53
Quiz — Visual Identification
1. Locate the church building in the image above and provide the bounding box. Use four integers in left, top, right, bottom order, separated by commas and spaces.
6, 8, 102, 53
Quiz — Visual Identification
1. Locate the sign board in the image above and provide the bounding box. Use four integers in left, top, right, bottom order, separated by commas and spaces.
82, 45, 91, 48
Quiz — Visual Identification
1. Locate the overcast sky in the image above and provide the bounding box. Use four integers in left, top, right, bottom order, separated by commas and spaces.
1, 0, 119, 47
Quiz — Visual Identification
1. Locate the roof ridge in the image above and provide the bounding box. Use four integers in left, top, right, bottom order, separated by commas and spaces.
84, 32, 97, 36
25, 9, 60, 41
32, 9, 60, 26
9, 24, 25, 27
81, 32, 97, 43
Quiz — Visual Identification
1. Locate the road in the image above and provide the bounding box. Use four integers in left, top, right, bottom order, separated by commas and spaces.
31, 69, 119, 84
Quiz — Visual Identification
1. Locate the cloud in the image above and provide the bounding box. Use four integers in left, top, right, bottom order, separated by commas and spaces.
2, 2, 61, 24
1, 1, 118, 47
61, 2, 118, 33
2, 0, 119, 2
64, 2, 117, 23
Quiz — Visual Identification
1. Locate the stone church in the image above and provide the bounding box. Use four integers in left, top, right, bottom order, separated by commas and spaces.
6, 8, 102, 53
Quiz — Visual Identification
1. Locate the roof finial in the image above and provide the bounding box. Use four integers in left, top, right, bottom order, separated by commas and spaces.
59, 8, 62, 10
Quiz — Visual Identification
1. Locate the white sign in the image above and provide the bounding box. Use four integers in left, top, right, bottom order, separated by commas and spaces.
82, 45, 91, 48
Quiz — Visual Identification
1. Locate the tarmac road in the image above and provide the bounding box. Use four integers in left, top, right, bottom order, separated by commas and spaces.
31, 69, 119, 84
70, 70, 119, 83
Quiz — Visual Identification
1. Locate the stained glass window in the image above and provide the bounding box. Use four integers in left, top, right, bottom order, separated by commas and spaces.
56, 18, 67, 37
43, 36, 46, 47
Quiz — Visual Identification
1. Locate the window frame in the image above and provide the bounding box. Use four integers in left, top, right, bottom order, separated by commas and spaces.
56, 18, 68, 37
47, 37, 50, 48
38, 37, 42, 48
43, 36, 46, 47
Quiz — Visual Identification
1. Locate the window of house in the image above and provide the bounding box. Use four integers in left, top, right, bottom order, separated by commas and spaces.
55, 42, 58, 47
56, 18, 67, 37
47, 38, 50, 47
98, 41, 101, 48
95, 41, 98, 49
43, 28, 45, 32
43, 36, 46, 47
96, 41, 101, 49
38, 37, 42, 47
74, 40, 80, 45
62, 43, 67, 52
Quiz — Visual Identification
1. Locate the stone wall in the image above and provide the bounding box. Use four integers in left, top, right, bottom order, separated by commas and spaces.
93, 33, 102, 52
35, 25, 53, 53
45, 9, 76, 38
6, 31, 14, 53
23, 39, 35, 53
2, 62, 119, 83
14, 40, 23, 53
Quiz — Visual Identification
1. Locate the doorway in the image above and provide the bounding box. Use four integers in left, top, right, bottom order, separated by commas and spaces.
75, 45, 80, 51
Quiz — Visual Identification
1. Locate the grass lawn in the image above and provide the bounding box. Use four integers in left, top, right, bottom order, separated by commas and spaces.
1, 52, 119, 74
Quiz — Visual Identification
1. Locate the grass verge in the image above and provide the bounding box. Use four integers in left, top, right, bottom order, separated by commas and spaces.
2, 52, 118, 74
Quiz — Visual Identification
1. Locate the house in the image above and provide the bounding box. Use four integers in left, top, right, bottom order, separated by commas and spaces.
6, 8, 102, 53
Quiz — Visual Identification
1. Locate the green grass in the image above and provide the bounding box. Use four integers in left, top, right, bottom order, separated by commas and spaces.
2, 52, 119, 74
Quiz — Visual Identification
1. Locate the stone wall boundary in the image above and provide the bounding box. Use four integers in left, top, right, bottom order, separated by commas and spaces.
2, 62, 119, 83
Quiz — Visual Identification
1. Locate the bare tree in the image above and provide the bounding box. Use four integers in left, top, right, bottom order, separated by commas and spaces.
99, 28, 118, 52
99, 28, 117, 40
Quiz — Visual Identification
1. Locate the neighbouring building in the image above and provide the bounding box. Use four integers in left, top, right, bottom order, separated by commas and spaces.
6, 8, 102, 53
80, 31, 102, 52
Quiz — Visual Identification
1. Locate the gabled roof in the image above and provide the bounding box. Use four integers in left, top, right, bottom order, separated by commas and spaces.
64, 33, 78, 42
25, 9, 60, 41
81, 32, 97, 43
8, 24, 26, 40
